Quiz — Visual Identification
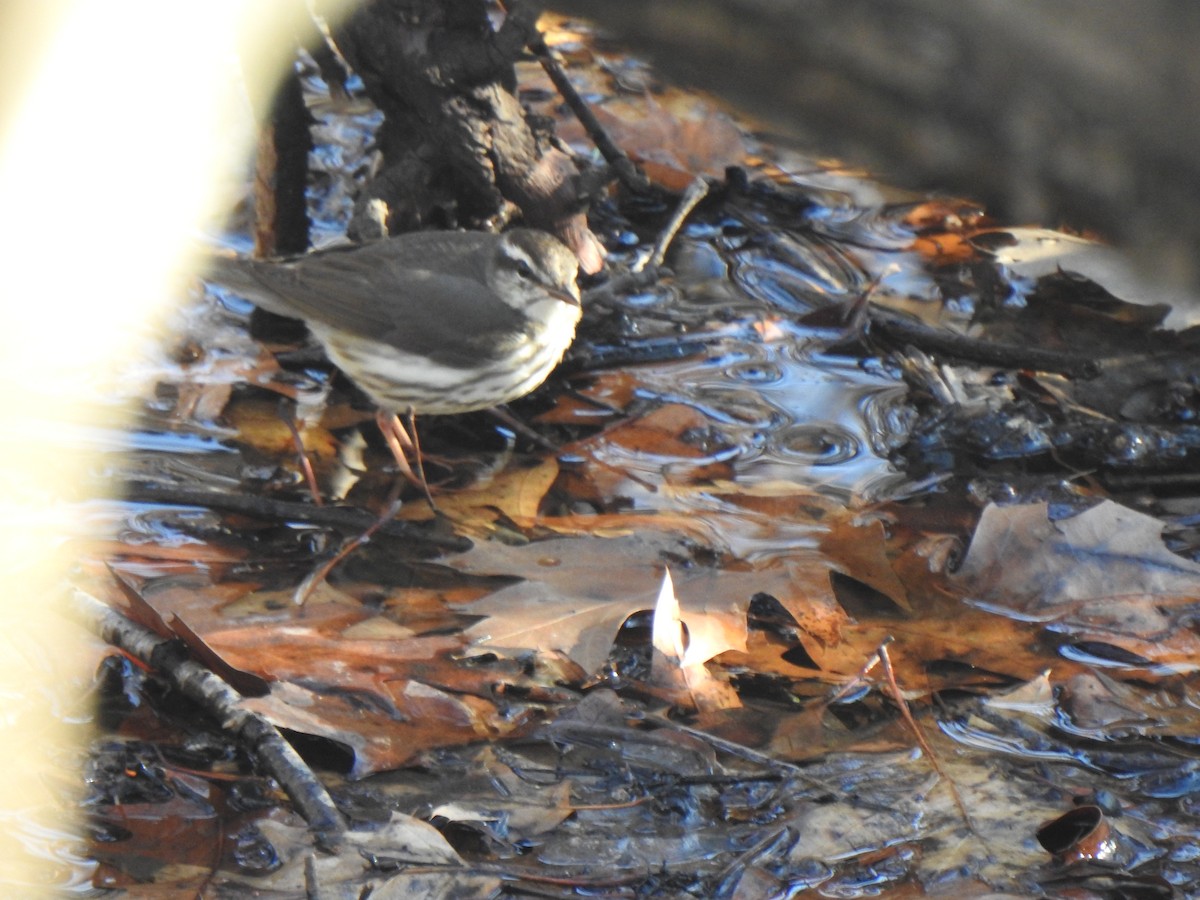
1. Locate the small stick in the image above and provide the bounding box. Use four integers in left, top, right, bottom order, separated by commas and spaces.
487, 404, 558, 452
118, 484, 469, 550
635, 176, 711, 273
877, 639, 977, 836
824, 646, 882, 706
712, 826, 793, 892
524, 21, 650, 194
68, 589, 346, 847
869, 306, 1100, 378
294, 488, 405, 605
663, 720, 812, 781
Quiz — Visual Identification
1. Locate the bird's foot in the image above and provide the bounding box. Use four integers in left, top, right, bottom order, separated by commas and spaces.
375, 409, 438, 512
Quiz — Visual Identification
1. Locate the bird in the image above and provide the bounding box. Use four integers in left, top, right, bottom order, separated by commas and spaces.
207, 228, 583, 502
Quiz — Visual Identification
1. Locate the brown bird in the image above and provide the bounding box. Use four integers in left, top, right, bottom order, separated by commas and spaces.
208, 228, 582, 502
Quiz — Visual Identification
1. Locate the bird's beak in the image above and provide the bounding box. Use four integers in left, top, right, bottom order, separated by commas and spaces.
551, 283, 582, 308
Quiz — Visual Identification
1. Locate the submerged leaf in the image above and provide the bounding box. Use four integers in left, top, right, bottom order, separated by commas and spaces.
452, 532, 750, 674
955, 500, 1200, 614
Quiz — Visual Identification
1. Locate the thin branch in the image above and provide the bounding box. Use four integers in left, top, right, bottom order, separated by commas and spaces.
877, 639, 977, 837
524, 20, 650, 194
67, 589, 347, 848
637, 176, 711, 273
661, 719, 831, 791
712, 825, 793, 893
294, 490, 405, 605
869, 306, 1100, 378
120, 483, 470, 551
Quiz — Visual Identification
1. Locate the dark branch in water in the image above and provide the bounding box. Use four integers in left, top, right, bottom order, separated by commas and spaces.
121, 483, 471, 552
67, 589, 347, 849
867, 306, 1101, 378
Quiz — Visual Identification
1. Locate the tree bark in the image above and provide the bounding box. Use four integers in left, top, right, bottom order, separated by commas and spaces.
320, 0, 603, 272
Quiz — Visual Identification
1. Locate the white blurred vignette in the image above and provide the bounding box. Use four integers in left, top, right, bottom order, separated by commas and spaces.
0, 1, 351, 889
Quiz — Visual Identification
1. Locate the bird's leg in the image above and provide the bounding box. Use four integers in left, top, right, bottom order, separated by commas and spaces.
403, 408, 437, 511
375, 408, 437, 511
281, 403, 324, 507
375, 409, 416, 479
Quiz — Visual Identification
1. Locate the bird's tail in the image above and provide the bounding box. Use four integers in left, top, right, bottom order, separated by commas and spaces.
201, 252, 297, 320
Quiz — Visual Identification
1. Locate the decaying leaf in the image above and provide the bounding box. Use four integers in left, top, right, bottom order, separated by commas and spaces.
590, 94, 749, 191
453, 532, 749, 674
955, 500, 1200, 613
649, 568, 742, 711
953, 500, 1200, 670
398, 456, 561, 530
229, 814, 463, 895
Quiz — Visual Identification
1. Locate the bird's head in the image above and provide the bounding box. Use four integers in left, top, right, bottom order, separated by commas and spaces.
487, 229, 582, 317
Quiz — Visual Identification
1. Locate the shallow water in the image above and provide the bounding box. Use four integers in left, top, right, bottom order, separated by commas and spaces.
69, 26, 1200, 898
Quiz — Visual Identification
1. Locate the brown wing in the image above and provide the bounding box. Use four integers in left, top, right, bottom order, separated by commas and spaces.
208, 232, 529, 366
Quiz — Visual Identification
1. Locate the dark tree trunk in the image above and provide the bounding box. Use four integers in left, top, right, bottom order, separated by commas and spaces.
253, 69, 313, 258
320, 0, 603, 272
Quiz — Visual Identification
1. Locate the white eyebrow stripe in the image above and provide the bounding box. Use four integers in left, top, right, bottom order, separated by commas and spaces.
498, 241, 540, 267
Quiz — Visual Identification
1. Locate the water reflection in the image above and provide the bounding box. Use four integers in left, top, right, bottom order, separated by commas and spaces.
607, 339, 912, 501
585, 187, 952, 504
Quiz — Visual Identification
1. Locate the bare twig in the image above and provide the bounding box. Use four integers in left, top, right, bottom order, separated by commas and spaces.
523, 18, 650, 194
662, 720, 823, 785
294, 490, 405, 605
67, 589, 347, 848
636, 175, 711, 273
877, 639, 977, 836
120, 483, 469, 551
824, 646, 882, 705
487, 404, 558, 451
870, 306, 1100, 378
712, 825, 793, 893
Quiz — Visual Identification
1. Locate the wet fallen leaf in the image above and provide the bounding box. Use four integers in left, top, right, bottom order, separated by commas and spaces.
225, 394, 341, 464
399, 456, 560, 531
90, 792, 221, 884
174, 380, 234, 424
1060, 670, 1167, 734
558, 403, 735, 504
953, 501, 1200, 671
372, 871, 500, 900
901, 198, 986, 234
429, 751, 574, 838
453, 532, 750, 674
956, 500, 1200, 608
591, 94, 749, 191
220, 813, 464, 895
649, 568, 742, 711
982, 670, 1055, 714
819, 515, 911, 612
204, 621, 536, 776
534, 369, 635, 425
238, 673, 533, 778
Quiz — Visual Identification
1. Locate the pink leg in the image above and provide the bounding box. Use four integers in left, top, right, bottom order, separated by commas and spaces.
374, 409, 436, 510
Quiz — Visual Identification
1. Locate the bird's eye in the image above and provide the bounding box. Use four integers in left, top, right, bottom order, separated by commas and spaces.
515, 260, 534, 280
